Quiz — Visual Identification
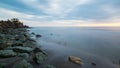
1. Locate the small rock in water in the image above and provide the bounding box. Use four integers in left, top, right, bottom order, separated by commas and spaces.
69, 56, 83, 65
36, 34, 42, 37
31, 32, 35, 35
91, 62, 96, 66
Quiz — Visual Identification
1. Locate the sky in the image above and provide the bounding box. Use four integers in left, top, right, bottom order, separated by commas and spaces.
0, 0, 120, 27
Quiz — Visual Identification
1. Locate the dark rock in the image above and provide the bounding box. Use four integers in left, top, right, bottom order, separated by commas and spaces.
13, 59, 33, 68
18, 53, 29, 60
33, 47, 47, 56
33, 52, 47, 64
23, 40, 36, 47
0, 63, 5, 68
91, 62, 96, 66
31, 32, 35, 35
0, 50, 16, 58
36, 34, 42, 37
12, 46, 33, 53
12, 41, 23, 47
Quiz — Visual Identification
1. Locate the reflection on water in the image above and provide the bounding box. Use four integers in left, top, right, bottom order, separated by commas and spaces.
30, 27, 120, 68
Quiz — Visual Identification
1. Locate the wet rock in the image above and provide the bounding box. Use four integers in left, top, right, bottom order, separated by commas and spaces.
6, 41, 13, 46
33, 52, 46, 64
12, 41, 23, 47
0, 50, 16, 58
0, 63, 5, 68
15, 35, 26, 42
91, 62, 96, 66
12, 46, 33, 53
23, 41, 36, 47
0, 40, 13, 50
27, 38, 36, 42
33, 47, 47, 56
31, 32, 35, 35
68, 56, 83, 65
13, 59, 33, 68
36, 34, 42, 37
45, 64, 56, 68
18, 53, 29, 60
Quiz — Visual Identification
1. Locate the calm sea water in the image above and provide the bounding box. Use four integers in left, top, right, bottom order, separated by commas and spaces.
30, 27, 120, 68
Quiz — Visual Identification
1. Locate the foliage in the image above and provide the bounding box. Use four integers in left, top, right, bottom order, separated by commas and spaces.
0, 18, 28, 30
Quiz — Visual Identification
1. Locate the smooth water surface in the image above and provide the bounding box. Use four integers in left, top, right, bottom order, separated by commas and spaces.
30, 27, 120, 68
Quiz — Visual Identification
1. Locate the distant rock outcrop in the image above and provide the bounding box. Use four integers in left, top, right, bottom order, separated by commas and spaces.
0, 18, 28, 30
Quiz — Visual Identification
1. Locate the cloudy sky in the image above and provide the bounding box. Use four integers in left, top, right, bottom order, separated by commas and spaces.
0, 0, 120, 27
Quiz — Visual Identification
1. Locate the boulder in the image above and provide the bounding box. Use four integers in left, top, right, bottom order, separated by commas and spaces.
12, 46, 33, 53
33, 52, 46, 64
0, 63, 5, 68
33, 47, 47, 55
68, 56, 83, 65
0, 50, 16, 58
13, 59, 33, 68
18, 53, 29, 60
12, 41, 23, 47
31, 32, 35, 35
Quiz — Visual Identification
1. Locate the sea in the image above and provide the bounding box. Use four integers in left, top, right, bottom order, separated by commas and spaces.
29, 27, 120, 68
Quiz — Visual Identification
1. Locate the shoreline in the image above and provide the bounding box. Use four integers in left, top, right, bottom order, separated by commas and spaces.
0, 19, 55, 68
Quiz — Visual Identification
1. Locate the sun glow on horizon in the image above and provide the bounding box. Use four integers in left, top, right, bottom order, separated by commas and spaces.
77, 22, 120, 27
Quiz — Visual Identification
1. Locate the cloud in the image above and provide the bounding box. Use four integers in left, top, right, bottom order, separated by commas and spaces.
102, 5, 120, 17
21, 0, 92, 16
0, 8, 52, 20
0, 0, 120, 27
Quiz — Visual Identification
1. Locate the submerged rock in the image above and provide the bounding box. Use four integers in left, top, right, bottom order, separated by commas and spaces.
0, 50, 16, 58
13, 59, 33, 68
12, 46, 33, 53
68, 56, 83, 65
91, 62, 96, 66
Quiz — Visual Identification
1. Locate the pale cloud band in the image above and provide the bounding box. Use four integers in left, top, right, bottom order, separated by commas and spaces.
0, 0, 120, 27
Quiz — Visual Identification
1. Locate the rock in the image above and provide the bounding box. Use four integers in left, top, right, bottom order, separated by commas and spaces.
33, 52, 46, 64
12, 41, 23, 47
45, 64, 56, 68
0, 41, 13, 50
33, 47, 47, 55
15, 35, 26, 42
68, 56, 83, 65
91, 62, 96, 66
12, 46, 33, 53
0, 63, 5, 68
18, 53, 29, 60
31, 32, 35, 35
13, 59, 33, 68
0, 50, 16, 58
23, 41, 36, 47
36, 34, 42, 37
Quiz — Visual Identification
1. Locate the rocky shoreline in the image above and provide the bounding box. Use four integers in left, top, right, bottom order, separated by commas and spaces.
0, 18, 56, 68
